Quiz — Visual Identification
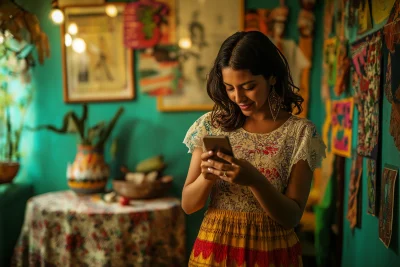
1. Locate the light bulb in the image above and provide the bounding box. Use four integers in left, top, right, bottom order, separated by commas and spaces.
105, 5, 118, 17
65, 34, 72, 47
72, 38, 86, 53
50, 9, 64, 24
178, 38, 192, 49
68, 23, 78, 35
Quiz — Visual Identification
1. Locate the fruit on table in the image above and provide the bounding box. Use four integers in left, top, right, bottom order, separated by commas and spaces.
135, 155, 165, 173
119, 196, 130, 206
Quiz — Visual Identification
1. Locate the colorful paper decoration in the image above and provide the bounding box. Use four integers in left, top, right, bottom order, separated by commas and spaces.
379, 166, 398, 248
346, 156, 363, 229
331, 98, 354, 158
138, 45, 181, 96
123, 0, 175, 49
366, 159, 377, 216
351, 32, 382, 158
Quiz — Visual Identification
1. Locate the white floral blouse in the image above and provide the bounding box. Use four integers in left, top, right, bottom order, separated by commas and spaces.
183, 112, 326, 213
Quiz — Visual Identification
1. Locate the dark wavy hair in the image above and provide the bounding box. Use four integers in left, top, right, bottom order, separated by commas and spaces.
207, 31, 304, 131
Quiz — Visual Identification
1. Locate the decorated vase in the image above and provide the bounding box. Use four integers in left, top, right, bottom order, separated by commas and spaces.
67, 145, 109, 194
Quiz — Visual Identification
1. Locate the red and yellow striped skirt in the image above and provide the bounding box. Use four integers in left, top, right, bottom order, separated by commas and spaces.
189, 209, 302, 267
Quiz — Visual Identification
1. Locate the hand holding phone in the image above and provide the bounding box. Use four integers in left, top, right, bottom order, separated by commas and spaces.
202, 135, 234, 180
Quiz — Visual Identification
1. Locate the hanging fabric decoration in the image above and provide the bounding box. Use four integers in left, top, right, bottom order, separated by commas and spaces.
346, 155, 363, 229
244, 9, 270, 36
383, 1, 400, 151
334, 40, 351, 96
367, 158, 377, 216
379, 166, 398, 248
334, 0, 351, 97
317, 100, 335, 204
350, 32, 382, 159
321, 0, 335, 101
297, 0, 316, 118
268, 4, 289, 53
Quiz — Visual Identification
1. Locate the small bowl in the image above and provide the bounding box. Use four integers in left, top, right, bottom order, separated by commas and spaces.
112, 176, 172, 199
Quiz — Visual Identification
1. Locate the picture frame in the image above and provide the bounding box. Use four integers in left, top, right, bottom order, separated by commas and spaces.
61, 3, 134, 103
59, 0, 104, 7
157, 0, 244, 112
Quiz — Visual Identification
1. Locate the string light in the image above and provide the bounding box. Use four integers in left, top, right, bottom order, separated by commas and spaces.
50, 0, 64, 24
68, 23, 78, 35
72, 38, 86, 53
65, 34, 72, 47
178, 38, 192, 49
105, 4, 118, 17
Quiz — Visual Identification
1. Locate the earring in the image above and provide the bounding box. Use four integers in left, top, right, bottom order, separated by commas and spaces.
268, 85, 281, 122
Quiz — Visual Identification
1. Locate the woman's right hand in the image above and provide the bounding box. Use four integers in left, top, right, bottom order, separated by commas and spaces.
200, 150, 219, 181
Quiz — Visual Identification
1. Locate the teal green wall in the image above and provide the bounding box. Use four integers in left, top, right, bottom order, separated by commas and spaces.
15, 0, 326, 261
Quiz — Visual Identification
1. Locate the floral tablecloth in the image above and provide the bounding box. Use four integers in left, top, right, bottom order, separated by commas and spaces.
11, 191, 185, 267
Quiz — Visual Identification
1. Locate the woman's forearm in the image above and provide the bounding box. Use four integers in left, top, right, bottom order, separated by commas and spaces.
181, 174, 215, 214
249, 176, 302, 228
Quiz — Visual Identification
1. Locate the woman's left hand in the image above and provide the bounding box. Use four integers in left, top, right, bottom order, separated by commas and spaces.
204, 152, 262, 186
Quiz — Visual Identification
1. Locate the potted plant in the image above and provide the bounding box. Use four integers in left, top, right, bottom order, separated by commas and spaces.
30, 104, 124, 194
0, 72, 33, 184
0, 0, 50, 183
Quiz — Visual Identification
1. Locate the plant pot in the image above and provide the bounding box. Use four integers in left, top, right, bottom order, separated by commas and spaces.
0, 161, 20, 184
67, 145, 109, 194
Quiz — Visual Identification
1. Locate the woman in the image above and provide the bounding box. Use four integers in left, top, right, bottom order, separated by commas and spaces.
182, 31, 326, 267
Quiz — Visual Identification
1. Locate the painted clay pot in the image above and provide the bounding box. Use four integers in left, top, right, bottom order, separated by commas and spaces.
0, 161, 20, 184
67, 145, 109, 194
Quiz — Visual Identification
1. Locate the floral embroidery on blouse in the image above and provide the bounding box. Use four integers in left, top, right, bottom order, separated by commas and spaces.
183, 112, 326, 213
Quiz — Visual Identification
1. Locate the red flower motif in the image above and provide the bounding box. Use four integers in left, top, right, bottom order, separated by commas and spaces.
262, 146, 279, 156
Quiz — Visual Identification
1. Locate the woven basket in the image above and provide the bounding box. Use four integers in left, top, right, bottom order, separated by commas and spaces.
112, 178, 172, 200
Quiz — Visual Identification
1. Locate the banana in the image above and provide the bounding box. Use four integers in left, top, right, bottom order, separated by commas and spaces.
135, 155, 165, 173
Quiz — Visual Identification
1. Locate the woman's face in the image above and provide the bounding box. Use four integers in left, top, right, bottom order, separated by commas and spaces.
222, 67, 273, 117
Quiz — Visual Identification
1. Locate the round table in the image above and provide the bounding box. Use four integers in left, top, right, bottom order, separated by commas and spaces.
12, 191, 186, 266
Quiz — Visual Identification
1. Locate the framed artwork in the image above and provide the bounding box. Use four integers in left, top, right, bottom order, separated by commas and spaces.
157, 0, 244, 112
331, 98, 354, 158
59, 0, 104, 7
379, 165, 398, 248
61, 3, 134, 103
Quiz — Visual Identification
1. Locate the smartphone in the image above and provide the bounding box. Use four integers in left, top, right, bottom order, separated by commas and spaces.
202, 136, 234, 180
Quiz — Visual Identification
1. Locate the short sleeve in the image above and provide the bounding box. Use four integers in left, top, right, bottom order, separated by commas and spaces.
183, 112, 213, 153
291, 121, 326, 171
